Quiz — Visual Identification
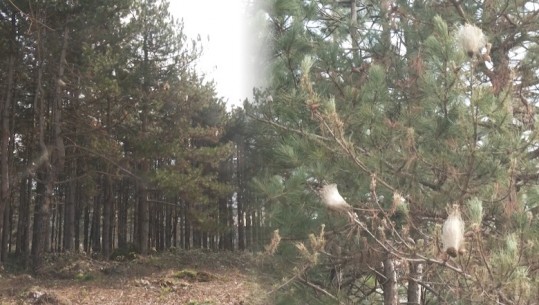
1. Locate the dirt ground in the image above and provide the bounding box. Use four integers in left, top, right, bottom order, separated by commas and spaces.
0, 250, 271, 305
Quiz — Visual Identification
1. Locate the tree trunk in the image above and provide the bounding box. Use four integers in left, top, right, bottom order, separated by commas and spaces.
117, 179, 128, 250
172, 204, 178, 247
91, 194, 102, 253
16, 174, 31, 256
31, 23, 47, 269
254, 209, 261, 251
64, 159, 76, 251
83, 205, 90, 253
165, 205, 172, 249
137, 179, 149, 254
74, 192, 81, 252
202, 231, 208, 249
407, 262, 423, 305
218, 197, 227, 250
236, 140, 245, 251
0, 12, 17, 264
226, 198, 234, 250
382, 256, 399, 305
32, 170, 53, 269
1, 201, 11, 261
51, 195, 62, 252
183, 201, 190, 250
102, 175, 113, 258
193, 227, 200, 249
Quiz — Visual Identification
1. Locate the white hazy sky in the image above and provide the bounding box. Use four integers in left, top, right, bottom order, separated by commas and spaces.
169, 1, 254, 108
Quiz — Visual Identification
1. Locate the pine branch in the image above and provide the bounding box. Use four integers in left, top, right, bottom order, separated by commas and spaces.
298, 276, 341, 302
248, 113, 331, 143
449, 0, 468, 22
65, 143, 140, 181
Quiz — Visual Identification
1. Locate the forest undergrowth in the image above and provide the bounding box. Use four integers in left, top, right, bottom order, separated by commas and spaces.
0, 250, 273, 305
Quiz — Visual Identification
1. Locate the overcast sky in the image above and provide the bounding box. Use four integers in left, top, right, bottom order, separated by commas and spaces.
169, 1, 258, 109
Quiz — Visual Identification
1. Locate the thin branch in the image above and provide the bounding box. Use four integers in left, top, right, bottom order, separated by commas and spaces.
413, 254, 472, 278
298, 275, 341, 302
449, 0, 468, 22
248, 114, 331, 143
7, 0, 55, 31
64, 143, 140, 181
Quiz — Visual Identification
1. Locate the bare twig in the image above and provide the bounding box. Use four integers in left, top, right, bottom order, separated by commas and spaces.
299, 276, 341, 302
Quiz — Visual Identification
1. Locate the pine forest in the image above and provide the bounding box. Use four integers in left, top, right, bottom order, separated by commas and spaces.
1, 0, 539, 305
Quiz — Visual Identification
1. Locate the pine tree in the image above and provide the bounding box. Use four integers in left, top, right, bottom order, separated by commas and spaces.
0, 0, 234, 266
250, 0, 539, 304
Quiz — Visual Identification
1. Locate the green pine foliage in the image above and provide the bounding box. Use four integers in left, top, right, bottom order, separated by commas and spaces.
248, 0, 539, 304
0, 0, 234, 260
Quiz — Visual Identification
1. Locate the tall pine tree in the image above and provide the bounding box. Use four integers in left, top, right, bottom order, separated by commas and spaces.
249, 0, 539, 304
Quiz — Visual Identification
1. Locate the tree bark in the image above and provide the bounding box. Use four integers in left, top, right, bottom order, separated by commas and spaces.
102, 175, 113, 258
16, 174, 31, 256
91, 194, 102, 253
117, 179, 128, 250
382, 256, 399, 305
83, 205, 90, 253
1, 201, 11, 261
0, 12, 17, 264
226, 198, 234, 250
63, 159, 76, 251
407, 262, 423, 305
31, 22, 47, 269
165, 205, 172, 249
137, 179, 149, 254
236, 140, 245, 251
183, 201, 190, 250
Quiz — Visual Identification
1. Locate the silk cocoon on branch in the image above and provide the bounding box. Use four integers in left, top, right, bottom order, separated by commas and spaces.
319, 183, 352, 212
442, 205, 465, 257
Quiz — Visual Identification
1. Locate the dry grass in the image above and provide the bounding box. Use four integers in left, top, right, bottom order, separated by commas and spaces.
0, 250, 270, 305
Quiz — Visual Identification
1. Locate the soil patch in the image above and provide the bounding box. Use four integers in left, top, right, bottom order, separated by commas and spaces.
0, 250, 270, 305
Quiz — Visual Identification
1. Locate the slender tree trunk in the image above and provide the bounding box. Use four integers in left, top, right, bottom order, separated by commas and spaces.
165, 205, 172, 249
7, 204, 14, 253
183, 201, 190, 250
202, 231, 208, 249
407, 262, 423, 305
0, 12, 17, 264
102, 175, 113, 258
83, 205, 90, 252
218, 197, 227, 250
31, 23, 48, 269
64, 159, 76, 251
236, 137, 247, 251
254, 209, 262, 251
227, 198, 234, 250
245, 211, 252, 250
52, 198, 60, 251
137, 179, 149, 254
237, 205, 244, 250
192, 227, 199, 249
117, 179, 128, 250
1, 201, 11, 260
32, 170, 53, 269
172, 204, 178, 247
74, 172, 85, 252
32, 22, 69, 267
158, 206, 165, 251
135, 22, 152, 255
149, 204, 155, 251
382, 256, 399, 305
91, 194, 102, 253
51, 206, 56, 252
16, 174, 31, 256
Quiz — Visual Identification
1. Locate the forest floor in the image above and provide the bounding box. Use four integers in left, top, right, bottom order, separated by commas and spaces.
0, 249, 273, 305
